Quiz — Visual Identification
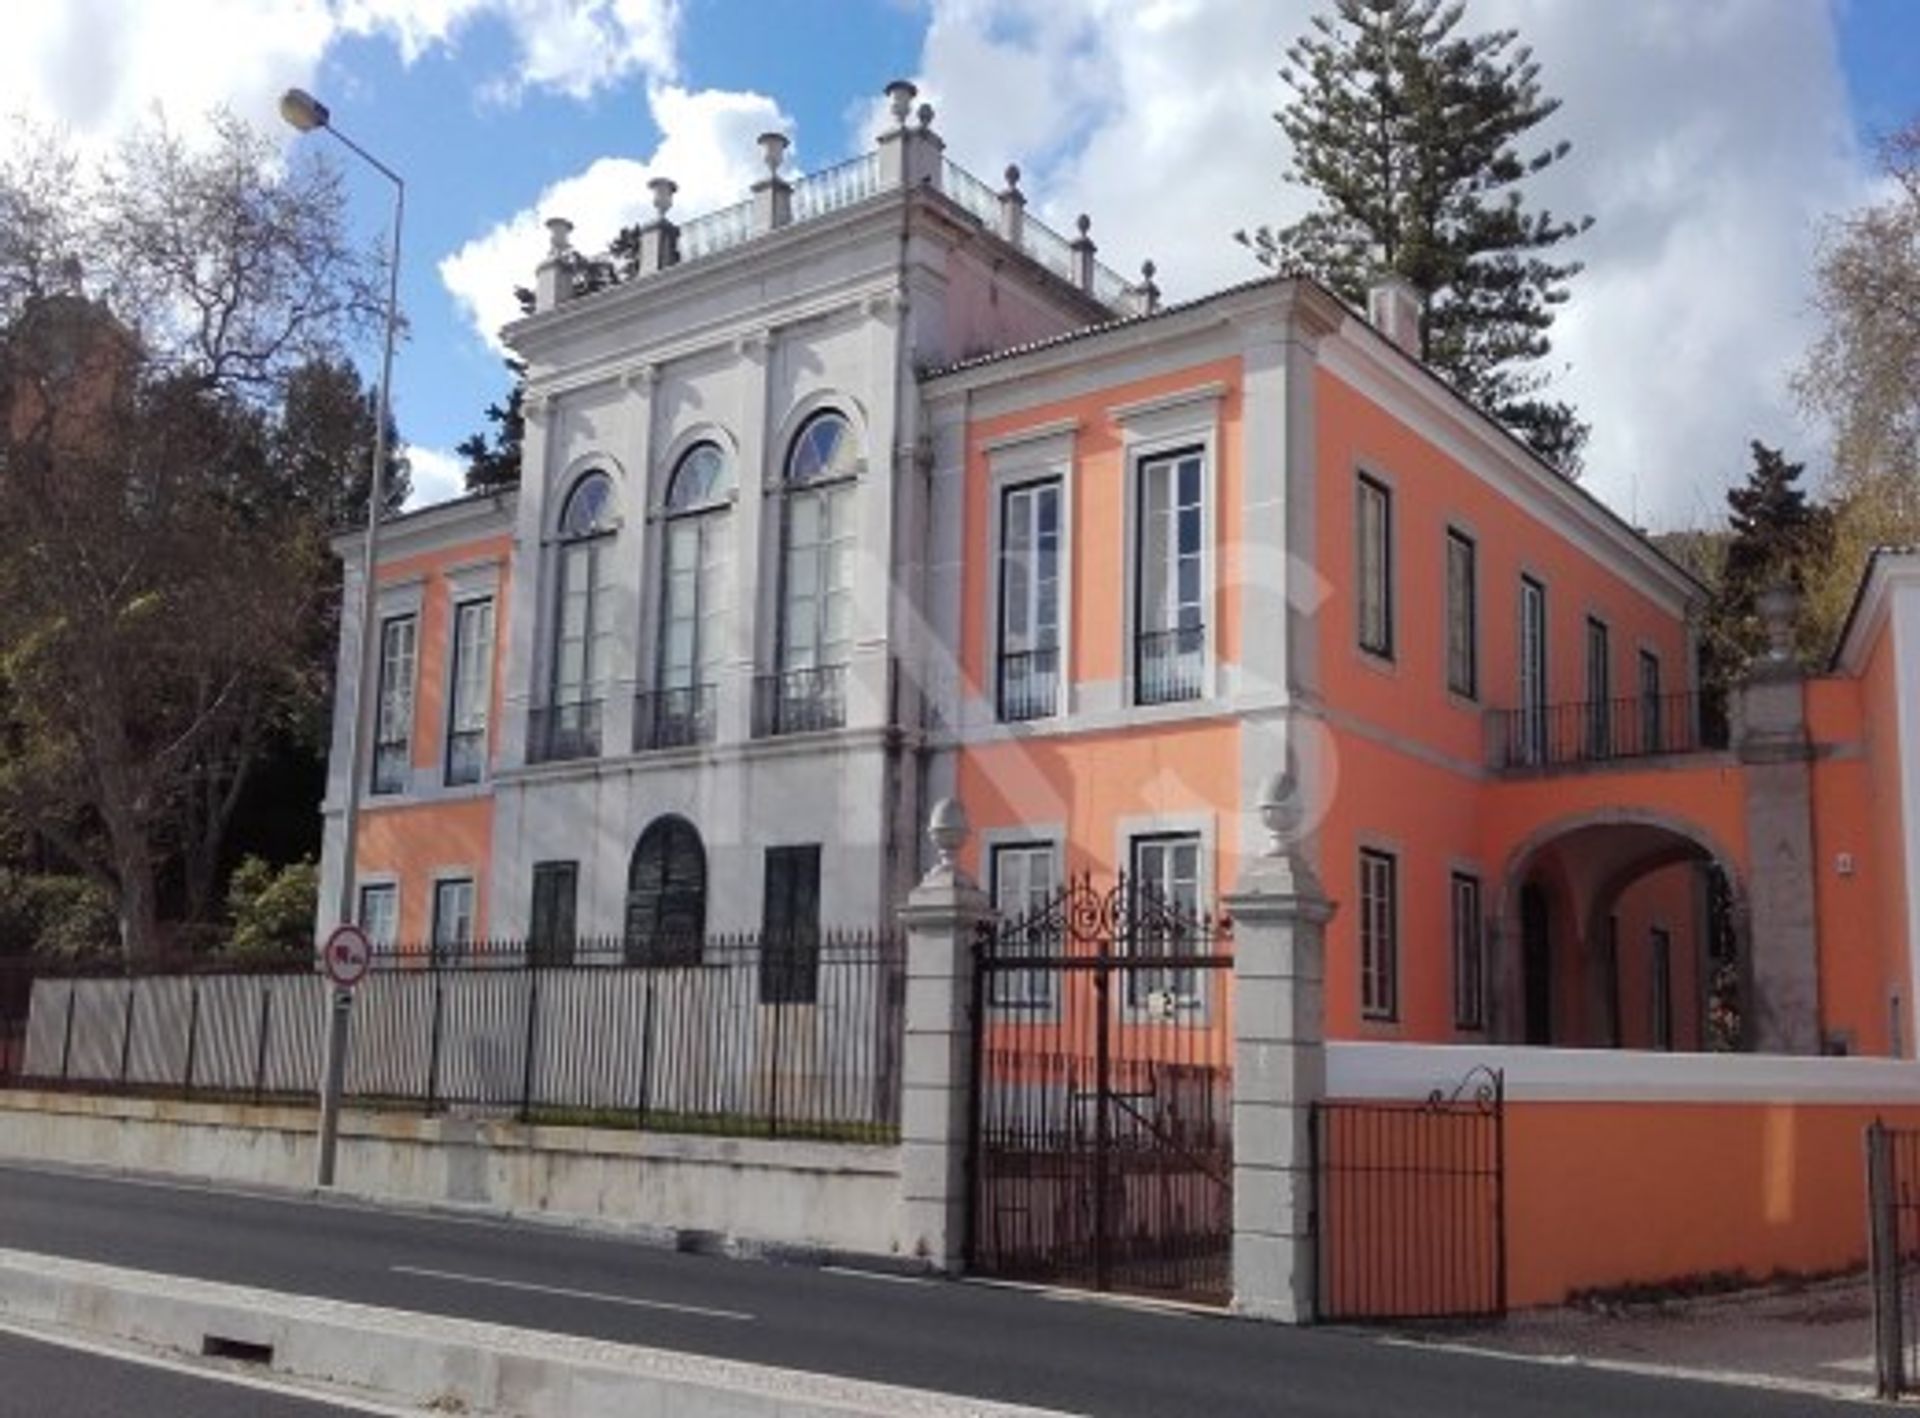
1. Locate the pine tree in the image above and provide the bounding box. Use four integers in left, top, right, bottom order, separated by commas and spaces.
1704, 441, 1834, 682
457, 285, 534, 493
1240, 0, 1592, 473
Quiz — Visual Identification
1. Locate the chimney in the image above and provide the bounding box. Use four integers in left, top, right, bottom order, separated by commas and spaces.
1367, 275, 1423, 359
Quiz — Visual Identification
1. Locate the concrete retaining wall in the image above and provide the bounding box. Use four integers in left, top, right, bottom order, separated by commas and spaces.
0, 1091, 905, 1262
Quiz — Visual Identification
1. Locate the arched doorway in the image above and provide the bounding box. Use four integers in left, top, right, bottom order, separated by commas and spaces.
626, 815, 706, 965
1495, 812, 1748, 1052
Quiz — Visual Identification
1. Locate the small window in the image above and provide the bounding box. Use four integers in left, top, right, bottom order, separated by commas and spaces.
1360, 848, 1398, 1021
357, 883, 397, 948
372, 613, 417, 795
558, 470, 614, 537
1129, 833, 1205, 1013
1450, 873, 1483, 1031
1357, 474, 1393, 659
989, 843, 1059, 1010
785, 411, 858, 484
445, 597, 494, 786
1650, 927, 1673, 1051
529, 861, 578, 965
1445, 529, 1477, 698
626, 816, 707, 965
665, 441, 732, 510
761, 844, 822, 1004
431, 878, 475, 961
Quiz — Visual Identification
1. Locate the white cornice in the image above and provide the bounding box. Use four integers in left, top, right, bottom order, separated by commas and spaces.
979, 416, 1079, 454
1835, 551, 1920, 675
331, 492, 517, 561
1106, 380, 1229, 424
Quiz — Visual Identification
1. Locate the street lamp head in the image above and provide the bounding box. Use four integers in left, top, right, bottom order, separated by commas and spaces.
279, 88, 330, 134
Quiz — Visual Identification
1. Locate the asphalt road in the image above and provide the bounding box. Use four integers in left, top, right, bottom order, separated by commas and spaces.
0, 1162, 1861, 1417
0, 1329, 373, 1417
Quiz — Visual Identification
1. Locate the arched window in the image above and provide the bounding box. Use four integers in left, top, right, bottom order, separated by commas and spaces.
765, 411, 857, 735
648, 443, 731, 748
626, 815, 706, 964
539, 471, 616, 761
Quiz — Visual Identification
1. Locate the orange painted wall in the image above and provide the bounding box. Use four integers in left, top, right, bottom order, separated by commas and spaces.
1611, 863, 1703, 1051
1862, 624, 1911, 1054
1808, 676, 1894, 1054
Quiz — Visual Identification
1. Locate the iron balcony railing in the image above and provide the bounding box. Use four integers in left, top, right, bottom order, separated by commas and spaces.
753, 663, 847, 737
997, 645, 1060, 722
633, 684, 715, 751
1135, 625, 1205, 706
1487, 690, 1729, 772
527, 698, 603, 764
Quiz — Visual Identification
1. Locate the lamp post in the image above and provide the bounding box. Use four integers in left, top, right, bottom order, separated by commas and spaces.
280, 87, 404, 1189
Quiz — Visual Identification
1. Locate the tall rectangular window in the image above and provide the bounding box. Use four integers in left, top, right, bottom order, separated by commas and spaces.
760, 844, 822, 1004
431, 877, 475, 960
1650, 927, 1674, 1051
1518, 577, 1547, 764
989, 842, 1059, 1010
357, 883, 397, 947
445, 597, 494, 786
1357, 473, 1393, 659
998, 480, 1062, 720
1586, 617, 1612, 758
529, 861, 578, 965
372, 613, 417, 795
1450, 872, 1484, 1030
1360, 848, 1398, 1021
1639, 649, 1663, 753
1135, 449, 1205, 705
1446, 529, 1477, 698
1131, 833, 1204, 1011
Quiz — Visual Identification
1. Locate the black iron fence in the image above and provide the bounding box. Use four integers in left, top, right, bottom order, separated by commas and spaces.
1134, 625, 1204, 706
1313, 1067, 1506, 1321
753, 664, 847, 736
1868, 1121, 1920, 1396
0, 931, 905, 1143
527, 699, 603, 763
1487, 691, 1727, 772
997, 646, 1060, 722
633, 684, 715, 751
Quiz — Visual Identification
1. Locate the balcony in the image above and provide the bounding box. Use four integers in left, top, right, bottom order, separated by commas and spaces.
754, 664, 848, 737
1135, 625, 1205, 706
997, 645, 1060, 722
634, 684, 715, 751
527, 699, 603, 764
1487, 691, 1729, 774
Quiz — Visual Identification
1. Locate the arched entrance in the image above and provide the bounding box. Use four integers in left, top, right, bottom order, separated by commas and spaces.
625, 815, 707, 964
1494, 811, 1748, 1052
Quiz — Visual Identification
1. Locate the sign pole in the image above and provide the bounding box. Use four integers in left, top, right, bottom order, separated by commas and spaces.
316, 923, 372, 1188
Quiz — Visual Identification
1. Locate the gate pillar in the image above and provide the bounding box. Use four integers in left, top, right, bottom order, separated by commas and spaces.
1224, 773, 1334, 1323
897, 798, 991, 1273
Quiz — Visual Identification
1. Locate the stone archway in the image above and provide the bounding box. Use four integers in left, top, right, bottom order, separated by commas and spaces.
1492, 809, 1751, 1052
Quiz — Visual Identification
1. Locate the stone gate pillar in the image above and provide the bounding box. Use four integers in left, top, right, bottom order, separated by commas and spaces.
1224, 773, 1334, 1323
896, 798, 991, 1272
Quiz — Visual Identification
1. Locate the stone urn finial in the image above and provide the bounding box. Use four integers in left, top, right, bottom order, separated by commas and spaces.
1257, 770, 1301, 856
1758, 583, 1800, 664
1004, 163, 1022, 192
885, 79, 919, 127
917, 102, 935, 131
648, 176, 678, 219
927, 797, 969, 877
757, 131, 790, 178
544, 216, 574, 258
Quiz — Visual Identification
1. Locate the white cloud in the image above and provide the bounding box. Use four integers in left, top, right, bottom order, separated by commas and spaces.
438, 83, 791, 352
891, 0, 1873, 529
404, 443, 470, 508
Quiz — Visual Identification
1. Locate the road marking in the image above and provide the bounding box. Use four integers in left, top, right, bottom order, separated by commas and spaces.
390, 1263, 754, 1321
0, 1314, 420, 1415
820, 1265, 932, 1286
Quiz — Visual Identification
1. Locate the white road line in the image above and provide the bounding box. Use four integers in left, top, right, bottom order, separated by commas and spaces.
820, 1265, 932, 1286
390, 1263, 755, 1321
0, 1314, 420, 1415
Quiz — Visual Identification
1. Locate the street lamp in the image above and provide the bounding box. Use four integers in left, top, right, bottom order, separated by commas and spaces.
280, 87, 404, 1189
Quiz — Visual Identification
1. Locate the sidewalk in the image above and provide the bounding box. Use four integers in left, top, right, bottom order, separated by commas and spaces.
1396, 1274, 1878, 1403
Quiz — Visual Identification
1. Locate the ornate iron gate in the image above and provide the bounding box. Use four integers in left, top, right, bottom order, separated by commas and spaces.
966, 875, 1234, 1304
1313, 1066, 1507, 1321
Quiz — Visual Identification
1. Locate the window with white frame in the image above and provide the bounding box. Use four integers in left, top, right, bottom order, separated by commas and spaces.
1446, 528, 1477, 698
1135, 449, 1205, 705
542, 471, 616, 760
1451, 872, 1483, 1030
445, 597, 494, 785
1360, 848, 1398, 1021
1357, 473, 1393, 659
371, 613, 416, 795
651, 443, 731, 748
989, 842, 1059, 1009
431, 878, 475, 960
356, 882, 397, 947
766, 412, 856, 735
997, 479, 1062, 721
1129, 833, 1204, 1012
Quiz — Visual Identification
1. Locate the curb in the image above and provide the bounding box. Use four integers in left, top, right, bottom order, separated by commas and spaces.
0, 1247, 1062, 1418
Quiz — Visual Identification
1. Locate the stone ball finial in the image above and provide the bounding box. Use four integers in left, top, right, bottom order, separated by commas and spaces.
648, 176, 678, 218
1257, 770, 1302, 856
917, 102, 935, 131
885, 78, 919, 126
1076, 213, 1091, 237
1004, 163, 1021, 190
1141, 258, 1156, 280
544, 217, 575, 257
927, 797, 970, 874
757, 131, 790, 177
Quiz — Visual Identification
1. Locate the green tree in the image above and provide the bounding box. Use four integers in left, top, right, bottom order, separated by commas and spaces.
456, 357, 527, 493
1239, 0, 1591, 472
1701, 442, 1834, 685
224, 856, 318, 959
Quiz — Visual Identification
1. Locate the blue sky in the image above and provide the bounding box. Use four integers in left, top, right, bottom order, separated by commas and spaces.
5, 1, 1915, 525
